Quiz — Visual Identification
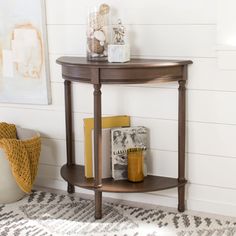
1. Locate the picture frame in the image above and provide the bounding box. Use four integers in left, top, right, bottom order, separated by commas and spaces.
0, 0, 51, 104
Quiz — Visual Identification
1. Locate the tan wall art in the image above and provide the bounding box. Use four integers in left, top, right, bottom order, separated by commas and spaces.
0, 0, 51, 104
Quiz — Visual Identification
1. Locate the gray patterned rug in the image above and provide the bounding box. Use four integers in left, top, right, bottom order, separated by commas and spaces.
0, 190, 236, 236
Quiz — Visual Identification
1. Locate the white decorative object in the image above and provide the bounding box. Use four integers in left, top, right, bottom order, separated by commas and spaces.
87, 3, 110, 61
108, 19, 130, 63
108, 44, 130, 63
94, 30, 106, 42
113, 19, 125, 45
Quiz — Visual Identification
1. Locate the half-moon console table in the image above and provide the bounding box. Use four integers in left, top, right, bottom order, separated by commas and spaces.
56, 57, 192, 219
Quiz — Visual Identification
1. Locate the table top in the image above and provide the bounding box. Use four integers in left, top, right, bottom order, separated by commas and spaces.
57, 57, 192, 84
56, 57, 192, 69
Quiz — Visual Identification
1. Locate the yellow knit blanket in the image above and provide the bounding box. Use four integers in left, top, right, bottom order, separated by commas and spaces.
0, 122, 41, 193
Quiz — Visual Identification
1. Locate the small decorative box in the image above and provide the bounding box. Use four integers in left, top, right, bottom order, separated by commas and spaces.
108, 44, 130, 63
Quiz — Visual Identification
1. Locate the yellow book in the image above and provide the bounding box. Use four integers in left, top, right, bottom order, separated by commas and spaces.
84, 116, 130, 178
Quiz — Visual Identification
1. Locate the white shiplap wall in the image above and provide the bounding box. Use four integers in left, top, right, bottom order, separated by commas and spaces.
1, 0, 236, 217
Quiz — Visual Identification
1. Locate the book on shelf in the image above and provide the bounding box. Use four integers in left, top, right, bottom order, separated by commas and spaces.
111, 126, 148, 180
83, 115, 130, 178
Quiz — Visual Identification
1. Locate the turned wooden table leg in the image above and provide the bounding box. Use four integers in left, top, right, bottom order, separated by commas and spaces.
178, 74, 187, 212
93, 81, 102, 219
64, 80, 75, 194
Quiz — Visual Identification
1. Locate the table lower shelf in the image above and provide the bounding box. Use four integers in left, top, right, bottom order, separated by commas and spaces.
61, 164, 186, 193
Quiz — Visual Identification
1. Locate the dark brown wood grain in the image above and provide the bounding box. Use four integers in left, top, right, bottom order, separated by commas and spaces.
64, 80, 75, 194
99, 66, 183, 84
93, 68, 103, 219
61, 165, 187, 193
57, 57, 192, 68
57, 57, 192, 84
178, 65, 187, 212
95, 191, 102, 219
57, 56, 192, 219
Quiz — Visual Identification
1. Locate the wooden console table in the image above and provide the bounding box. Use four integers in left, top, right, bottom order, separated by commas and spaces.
56, 57, 192, 219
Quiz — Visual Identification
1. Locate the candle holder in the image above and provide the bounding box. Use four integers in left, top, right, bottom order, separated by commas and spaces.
127, 148, 144, 182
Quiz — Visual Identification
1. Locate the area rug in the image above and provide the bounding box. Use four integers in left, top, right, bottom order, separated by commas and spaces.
0, 190, 236, 236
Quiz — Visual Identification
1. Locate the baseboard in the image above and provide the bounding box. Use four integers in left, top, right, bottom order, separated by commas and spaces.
35, 178, 236, 218
187, 198, 236, 218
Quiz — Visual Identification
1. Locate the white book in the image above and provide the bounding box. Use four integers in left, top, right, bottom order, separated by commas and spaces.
111, 126, 148, 180
92, 128, 111, 178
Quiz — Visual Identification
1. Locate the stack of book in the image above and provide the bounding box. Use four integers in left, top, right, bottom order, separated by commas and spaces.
111, 126, 148, 180
83, 115, 148, 180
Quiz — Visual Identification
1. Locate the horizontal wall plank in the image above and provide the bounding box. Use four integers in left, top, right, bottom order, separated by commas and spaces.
132, 117, 236, 158
2, 107, 236, 158
188, 154, 236, 189
39, 139, 178, 178
186, 121, 236, 158
71, 84, 178, 120
40, 138, 236, 190
40, 138, 84, 166
36, 162, 236, 206
40, 138, 66, 166
188, 184, 236, 207
39, 139, 177, 180
47, 25, 216, 57
3, 82, 236, 127
147, 149, 236, 190
217, 50, 236, 70
187, 198, 236, 218
36, 155, 236, 205
35, 178, 67, 192
0, 83, 64, 111
59, 83, 236, 126
187, 89, 236, 125
46, 0, 216, 25
187, 58, 236, 91
38, 164, 62, 181
129, 25, 216, 57
0, 107, 67, 139
47, 25, 86, 55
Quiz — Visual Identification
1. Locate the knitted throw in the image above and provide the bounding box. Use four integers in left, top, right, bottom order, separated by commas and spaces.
0, 122, 41, 193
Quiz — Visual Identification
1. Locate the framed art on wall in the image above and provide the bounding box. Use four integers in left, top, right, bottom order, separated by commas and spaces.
0, 0, 51, 104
